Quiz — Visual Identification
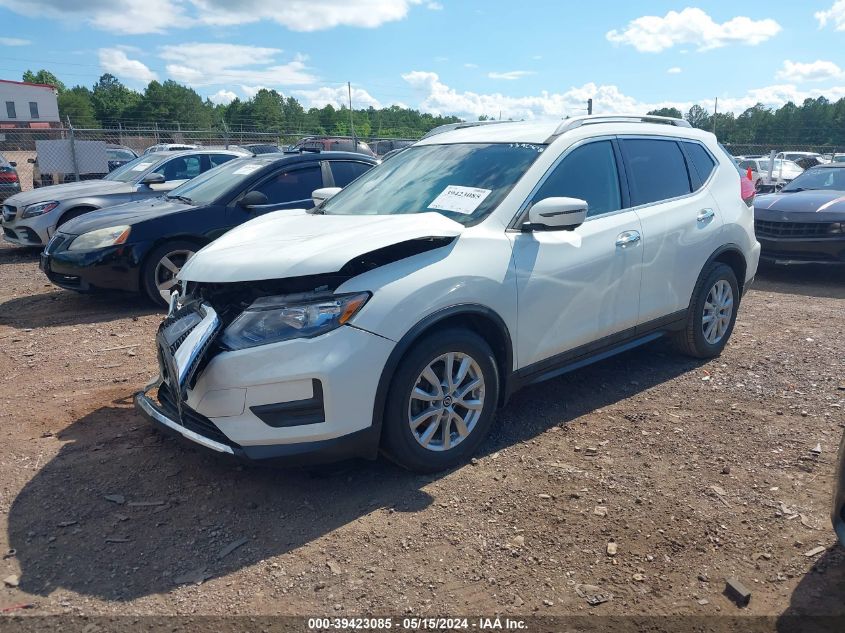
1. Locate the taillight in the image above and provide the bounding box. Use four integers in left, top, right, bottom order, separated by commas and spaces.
740, 172, 755, 207
0, 170, 18, 183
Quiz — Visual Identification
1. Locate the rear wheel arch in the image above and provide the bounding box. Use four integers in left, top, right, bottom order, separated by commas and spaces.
707, 245, 747, 297
370, 305, 514, 445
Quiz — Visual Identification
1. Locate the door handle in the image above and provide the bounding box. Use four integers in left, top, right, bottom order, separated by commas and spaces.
697, 208, 715, 223
615, 230, 641, 248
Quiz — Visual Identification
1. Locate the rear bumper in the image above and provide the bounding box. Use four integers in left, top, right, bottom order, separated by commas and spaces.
758, 235, 845, 264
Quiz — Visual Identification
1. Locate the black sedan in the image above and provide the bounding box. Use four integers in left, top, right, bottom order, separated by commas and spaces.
40, 151, 377, 306
754, 164, 845, 264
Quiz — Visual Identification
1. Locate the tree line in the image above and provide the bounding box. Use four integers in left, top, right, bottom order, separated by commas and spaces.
21, 69, 845, 146
22, 69, 461, 139
648, 98, 845, 148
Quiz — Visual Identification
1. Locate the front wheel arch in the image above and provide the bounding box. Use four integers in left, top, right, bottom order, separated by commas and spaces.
370, 305, 514, 448
57, 206, 98, 228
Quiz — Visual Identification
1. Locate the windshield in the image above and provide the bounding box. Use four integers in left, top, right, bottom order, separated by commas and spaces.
320, 143, 545, 225
104, 154, 163, 182
758, 159, 798, 172
108, 148, 136, 161
166, 157, 268, 205
782, 167, 845, 192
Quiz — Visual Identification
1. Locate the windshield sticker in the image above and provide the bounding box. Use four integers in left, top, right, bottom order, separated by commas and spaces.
509, 143, 545, 152
232, 164, 263, 176
428, 185, 492, 215
131, 162, 153, 171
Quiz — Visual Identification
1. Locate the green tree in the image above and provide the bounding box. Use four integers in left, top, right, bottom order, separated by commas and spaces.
685, 104, 711, 129
128, 80, 213, 128
58, 86, 98, 127
647, 107, 682, 119
91, 74, 141, 124
22, 69, 66, 93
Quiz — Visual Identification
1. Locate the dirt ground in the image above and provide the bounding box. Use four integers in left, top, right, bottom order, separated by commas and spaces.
0, 240, 844, 624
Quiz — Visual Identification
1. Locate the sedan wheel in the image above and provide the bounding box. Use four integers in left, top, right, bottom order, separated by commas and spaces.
154, 249, 194, 303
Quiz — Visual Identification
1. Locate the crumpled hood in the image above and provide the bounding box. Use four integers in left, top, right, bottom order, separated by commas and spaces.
179, 211, 464, 282
4, 179, 127, 206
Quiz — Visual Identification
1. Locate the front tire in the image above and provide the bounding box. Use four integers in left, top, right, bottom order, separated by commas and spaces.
141, 241, 197, 308
673, 262, 740, 358
381, 329, 499, 473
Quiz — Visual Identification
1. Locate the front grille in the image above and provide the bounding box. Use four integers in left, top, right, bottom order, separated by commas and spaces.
2, 204, 16, 222
755, 219, 839, 239
157, 382, 236, 448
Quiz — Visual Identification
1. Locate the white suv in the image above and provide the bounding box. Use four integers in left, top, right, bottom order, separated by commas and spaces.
136, 115, 761, 473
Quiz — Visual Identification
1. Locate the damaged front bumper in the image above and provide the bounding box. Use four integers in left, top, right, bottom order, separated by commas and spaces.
134, 298, 395, 465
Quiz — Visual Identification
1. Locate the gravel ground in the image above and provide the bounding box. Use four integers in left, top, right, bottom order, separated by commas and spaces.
0, 240, 844, 621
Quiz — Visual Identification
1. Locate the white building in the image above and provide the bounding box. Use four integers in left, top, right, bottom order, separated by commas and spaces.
0, 79, 59, 129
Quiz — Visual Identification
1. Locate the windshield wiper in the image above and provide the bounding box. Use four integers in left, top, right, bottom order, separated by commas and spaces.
167, 195, 193, 204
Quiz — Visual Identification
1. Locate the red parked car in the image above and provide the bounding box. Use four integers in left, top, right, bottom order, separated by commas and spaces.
0, 152, 21, 203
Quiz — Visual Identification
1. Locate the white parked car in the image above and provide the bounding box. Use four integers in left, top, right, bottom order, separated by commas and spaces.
737, 157, 803, 189
136, 114, 760, 472
143, 143, 199, 155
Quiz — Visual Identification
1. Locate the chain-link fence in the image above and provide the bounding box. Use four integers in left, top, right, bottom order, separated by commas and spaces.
0, 126, 418, 191
723, 143, 843, 160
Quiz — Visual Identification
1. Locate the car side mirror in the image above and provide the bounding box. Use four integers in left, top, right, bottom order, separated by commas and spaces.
239, 190, 269, 210
312, 187, 341, 207
27, 158, 36, 164
8, 161, 15, 167
526, 197, 588, 231
141, 172, 166, 185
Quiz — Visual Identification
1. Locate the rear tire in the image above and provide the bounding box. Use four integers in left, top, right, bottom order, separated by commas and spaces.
381, 328, 499, 473
673, 262, 740, 358
141, 240, 197, 308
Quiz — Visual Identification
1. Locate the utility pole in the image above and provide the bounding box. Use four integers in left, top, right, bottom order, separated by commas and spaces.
587, 98, 593, 115
348, 82, 356, 152
66, 115, 80, 182
713, 97, 718, 135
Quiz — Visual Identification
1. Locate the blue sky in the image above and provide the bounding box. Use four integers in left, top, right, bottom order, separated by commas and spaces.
1, 0, 844, 119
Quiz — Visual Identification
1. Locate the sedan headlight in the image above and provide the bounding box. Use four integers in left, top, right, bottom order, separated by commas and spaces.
22, 201, 59, 218
220, 292, 370, 350
68, 225, 131, 251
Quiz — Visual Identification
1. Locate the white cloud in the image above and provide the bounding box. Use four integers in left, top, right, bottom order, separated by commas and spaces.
487, 70, 535, 80
239, 85, 268, 98
464, 63, 478, 69
188, 0, 427, 31
159, 43, 316, 87
776, 60, 843, 83
209, 89, 238, 104
0, 37, 30, 46
426, 1, 443, 9
0, 0, 428, 33
293, 85, 382, 109
0, 0, 186, 34
667, 67, 682, 74
400, 70, 845, 120
606, 8, 781, 52
98, 48, 158, 84
816, 1, 845, 30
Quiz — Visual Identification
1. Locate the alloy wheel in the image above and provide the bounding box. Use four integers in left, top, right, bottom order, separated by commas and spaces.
154, 249, 194, 303
702, 279, 733, 344
407, 352, 485, 452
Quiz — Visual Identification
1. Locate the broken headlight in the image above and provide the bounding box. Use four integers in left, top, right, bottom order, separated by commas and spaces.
219, 292, 370, 350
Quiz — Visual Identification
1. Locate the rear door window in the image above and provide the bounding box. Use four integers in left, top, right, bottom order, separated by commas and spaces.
621, 138, 692, 206
683, 142, 716, 186
330, 161, 373, 188
532, 140, 622, 217
252, 164, 323, 204
210, 153, 237, 168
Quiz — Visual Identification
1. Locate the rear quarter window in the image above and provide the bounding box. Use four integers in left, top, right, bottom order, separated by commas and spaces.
683, 142, 717, 185
621, 138, 692, 206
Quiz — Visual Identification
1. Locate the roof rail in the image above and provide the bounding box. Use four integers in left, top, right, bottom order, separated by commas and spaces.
421, 120, 510, 140
547, 114, 692, 141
